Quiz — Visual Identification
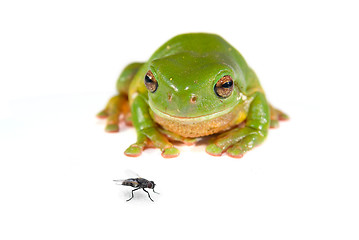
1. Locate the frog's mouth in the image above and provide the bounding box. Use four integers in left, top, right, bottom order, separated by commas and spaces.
149, 101, 237, 123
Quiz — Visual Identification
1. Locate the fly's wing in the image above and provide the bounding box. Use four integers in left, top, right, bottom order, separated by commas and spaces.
124, 169, 141, 178
125, 170, 152, 182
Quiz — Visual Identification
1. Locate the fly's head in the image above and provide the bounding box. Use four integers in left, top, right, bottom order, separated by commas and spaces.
147, 181, 156, 189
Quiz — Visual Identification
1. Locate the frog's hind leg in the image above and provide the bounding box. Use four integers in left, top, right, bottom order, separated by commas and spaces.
97, 62, 144, 132
269, 104, 289, 128
97, 95, 128, 132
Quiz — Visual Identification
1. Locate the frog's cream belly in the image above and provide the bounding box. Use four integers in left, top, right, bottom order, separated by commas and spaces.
150, 105, 248, 138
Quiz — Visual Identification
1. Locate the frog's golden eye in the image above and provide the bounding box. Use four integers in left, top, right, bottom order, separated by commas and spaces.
214, 75, 233, 98
144, 70, 158, 93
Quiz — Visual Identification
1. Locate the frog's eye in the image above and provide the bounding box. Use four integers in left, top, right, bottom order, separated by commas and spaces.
214, 75, 233, 98
144, 70, 158, 93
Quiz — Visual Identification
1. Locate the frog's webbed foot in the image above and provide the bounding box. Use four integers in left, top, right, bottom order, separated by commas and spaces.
206, 126, 267, 158
97, 94, 130, 132
226, 134, 263, 158
270, 105, 289, 128
206, 92, 274, 158
124, 127, 180, 158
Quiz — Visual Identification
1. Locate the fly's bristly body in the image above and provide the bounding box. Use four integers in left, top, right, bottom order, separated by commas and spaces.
114, 177, 159, 202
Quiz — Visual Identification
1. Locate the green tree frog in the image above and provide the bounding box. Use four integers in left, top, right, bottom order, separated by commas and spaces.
97, 33, 288, 158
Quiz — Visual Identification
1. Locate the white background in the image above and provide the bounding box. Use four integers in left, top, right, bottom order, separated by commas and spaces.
1, 0, 358, 239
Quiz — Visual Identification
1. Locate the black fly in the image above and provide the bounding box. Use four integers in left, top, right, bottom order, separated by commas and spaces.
114, 177, 159, 202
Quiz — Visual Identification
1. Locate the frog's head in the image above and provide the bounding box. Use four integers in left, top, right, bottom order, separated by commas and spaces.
144, 52, 246, 122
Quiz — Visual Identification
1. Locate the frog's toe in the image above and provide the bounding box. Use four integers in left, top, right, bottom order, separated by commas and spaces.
124, 113, 132, 126
270, 105, 289, 123
279, 112, 289, 121
96, 110, 109, 119
270, 120, 279, 129
124, 145, 143, 157
206, 144, 223, 156
226, 146, 244, 158
105, 124, 119, 133
226, 135, 262, 158
161, 147, 180, 158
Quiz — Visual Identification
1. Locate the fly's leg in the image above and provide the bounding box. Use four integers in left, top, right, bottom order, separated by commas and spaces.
142, 188, 154, 202
206, 92, 270, 158
127, 187, 140, 201
97, 62, 143, 132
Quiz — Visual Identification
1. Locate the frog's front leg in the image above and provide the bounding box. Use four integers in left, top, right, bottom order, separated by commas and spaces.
206, 92, 270, 158
124, 95, 180, 158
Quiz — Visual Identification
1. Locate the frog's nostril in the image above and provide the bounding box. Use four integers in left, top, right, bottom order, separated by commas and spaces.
190, 95, 197, 104
168, 93, 173, 102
